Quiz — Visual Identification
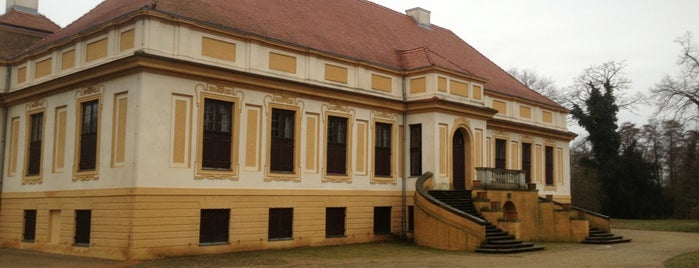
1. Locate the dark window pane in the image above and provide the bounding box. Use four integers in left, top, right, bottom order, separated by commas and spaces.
408, 206, 414, 232
74, 210, 91, 246
271, 109, 295, 172
495, 139, 506, 169
373, 206, 391, 234
27, 113, 43, 175
202, 99, 233, 169
199, 209, 230, 244
79, 101, 99, 171
522, 143, 532, 183
326, 116, 347, 175
268, 208, 293, 240
23, 210, 37, 242
374, 123, 392, 177
325, 207, 346, 237
409, 124, 421, 176
545, 146, 554, 185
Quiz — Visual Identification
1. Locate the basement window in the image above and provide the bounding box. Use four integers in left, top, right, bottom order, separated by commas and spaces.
373, 206, 391, 235
23, 210, 37, 242
199, 209, 230, 245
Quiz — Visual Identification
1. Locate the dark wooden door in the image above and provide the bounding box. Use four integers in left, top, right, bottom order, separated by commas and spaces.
452, 131, 466, 190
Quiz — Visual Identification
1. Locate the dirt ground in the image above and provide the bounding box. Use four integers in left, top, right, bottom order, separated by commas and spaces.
1, 229, 698, 267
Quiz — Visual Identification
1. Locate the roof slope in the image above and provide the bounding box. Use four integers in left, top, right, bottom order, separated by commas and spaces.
28, 0, 561, 108
0, 9, 60, 59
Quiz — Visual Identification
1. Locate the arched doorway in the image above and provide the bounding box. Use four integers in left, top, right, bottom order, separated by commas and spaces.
452, 129, 467, 190
503, 201, 518, 220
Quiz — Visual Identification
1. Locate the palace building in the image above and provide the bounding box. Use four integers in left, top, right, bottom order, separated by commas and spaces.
0, 0, 624, 260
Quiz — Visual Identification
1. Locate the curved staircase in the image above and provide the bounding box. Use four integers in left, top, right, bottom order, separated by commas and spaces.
429, 190, 544, 254
582, 227, 632, 244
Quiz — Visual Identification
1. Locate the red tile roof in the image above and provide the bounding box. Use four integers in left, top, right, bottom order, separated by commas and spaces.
0, 9, 60, 34
0, 9, 60, 59
28, 0, 562, 108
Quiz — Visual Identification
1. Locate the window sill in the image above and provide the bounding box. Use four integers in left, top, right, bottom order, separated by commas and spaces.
199, 241, 229, 246
268, 237, 293, 242
73, 243, 89, 247
325, 235, 347, 239
21, 239, 35, 243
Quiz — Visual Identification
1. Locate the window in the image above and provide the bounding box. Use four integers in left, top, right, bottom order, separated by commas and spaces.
326, 116, 347, 175
409, 124, 422, 176
268, 208, 293, 240
270, 109, 295, 172
202, 99, 233, 169
373, 206, 391, 234
522, 143, 532, 183
374, 123, 392, 177
79, 100, 99, 171
545, 146, 554, 185
325, 207, 346, 237
23, 210, 37, 242
74, 210, 91, 246
27, 113, 43, 176
199, 209, 230, 244
408, 206, 414, 232
495, 139, 506, 169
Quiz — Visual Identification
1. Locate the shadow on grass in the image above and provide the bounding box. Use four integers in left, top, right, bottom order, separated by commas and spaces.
611, 219, 699, 233
664, 251, 699, 268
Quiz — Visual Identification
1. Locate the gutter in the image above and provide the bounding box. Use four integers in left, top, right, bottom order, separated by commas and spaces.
400, 76, 408, 240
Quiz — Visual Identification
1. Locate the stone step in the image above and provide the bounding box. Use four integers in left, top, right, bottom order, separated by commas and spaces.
479, 241, 535, 249
582, 238, 632, 244
475, 245, 545, 254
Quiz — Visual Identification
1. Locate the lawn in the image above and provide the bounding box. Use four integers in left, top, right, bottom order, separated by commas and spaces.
611, 219, 699, 233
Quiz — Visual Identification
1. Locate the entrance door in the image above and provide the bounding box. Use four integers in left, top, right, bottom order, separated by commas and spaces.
452, 130, 466, 190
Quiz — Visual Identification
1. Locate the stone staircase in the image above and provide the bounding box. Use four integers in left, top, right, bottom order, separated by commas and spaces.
582, 227, 632, 244
429, 190, 544, 254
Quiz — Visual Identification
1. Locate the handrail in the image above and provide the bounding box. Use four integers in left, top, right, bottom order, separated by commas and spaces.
415, 171, 486, 225
537, 197, 610, 220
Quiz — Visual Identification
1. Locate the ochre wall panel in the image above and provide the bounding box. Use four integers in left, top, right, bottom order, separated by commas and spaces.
438, 124, 447, 176
244, 107, 260, 169
492, 100, 507, 114
201, 37, 236, 62
61, 50, 75, 70
356, 121, 367, 175
171, 95, 191, 167
17, 67, 26, 84
437, 77, 447, 92
542, 111, 553, 123
112, 94, 128, 166
472, 85, 483, 100
324, 64, 348, 84
520, 106, 531, 119
120, 29, 135, 51
410, 77, 426, 94
371, 74, 391, 92
305, 115, 317, 172
86, 38, 108, 62
8, 118, 19, 176
53, 108, 66, 172
34, 58, 52, 78
450, 80, 469, 97
269, 52, 297, 74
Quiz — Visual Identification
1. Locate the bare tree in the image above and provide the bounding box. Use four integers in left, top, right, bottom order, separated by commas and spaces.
568, 61, 643, 111
508, 68, 566, 104
652, 32, 699, 126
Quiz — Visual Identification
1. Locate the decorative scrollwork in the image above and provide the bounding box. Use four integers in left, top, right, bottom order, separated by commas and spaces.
76, 85, 104, 98
25, 99, 47, 111
73, 173, 99, 182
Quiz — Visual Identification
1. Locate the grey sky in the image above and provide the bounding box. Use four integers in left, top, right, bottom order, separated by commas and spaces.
4, 0, 699, 130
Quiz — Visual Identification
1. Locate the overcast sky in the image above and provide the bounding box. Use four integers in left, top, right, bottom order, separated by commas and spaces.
3, 0, 699, 130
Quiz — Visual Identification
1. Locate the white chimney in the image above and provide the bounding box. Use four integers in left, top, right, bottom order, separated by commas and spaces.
406, 7, 431, 29
6, 0, 39, 13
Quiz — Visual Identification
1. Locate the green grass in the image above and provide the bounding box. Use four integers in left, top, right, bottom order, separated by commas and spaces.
664, 251, 699, 268
611, 219, 699, 233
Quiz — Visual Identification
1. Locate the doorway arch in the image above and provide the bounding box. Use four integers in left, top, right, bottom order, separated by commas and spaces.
452, 128, 471, 190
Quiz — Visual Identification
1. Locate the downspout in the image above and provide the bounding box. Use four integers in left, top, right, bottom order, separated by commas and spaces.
400, 76, 408, 240
0, 64, 12, 210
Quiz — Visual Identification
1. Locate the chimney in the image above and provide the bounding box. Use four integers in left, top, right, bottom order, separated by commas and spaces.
405, 7, 431, 29
6, 0, 39, 13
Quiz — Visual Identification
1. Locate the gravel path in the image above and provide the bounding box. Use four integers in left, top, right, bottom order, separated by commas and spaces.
1, 229, 697, 267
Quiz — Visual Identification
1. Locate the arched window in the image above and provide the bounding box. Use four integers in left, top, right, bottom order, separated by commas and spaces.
503, 201, 518, 220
